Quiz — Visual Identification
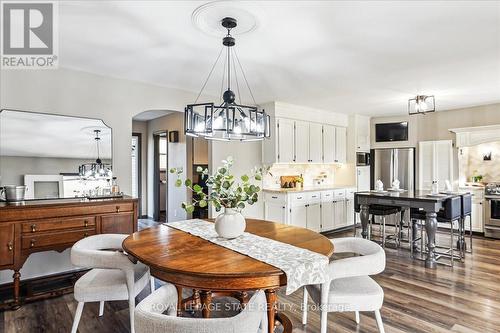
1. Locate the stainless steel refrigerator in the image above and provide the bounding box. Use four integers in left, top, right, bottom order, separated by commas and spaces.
370, 148, 415, 191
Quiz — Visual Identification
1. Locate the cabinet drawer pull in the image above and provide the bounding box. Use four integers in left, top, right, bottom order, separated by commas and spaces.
271, 196, 278, 199
31, 224, 37, 232
7, 242, 13, 251
116, 206, 120, 213
297, 196, 303, 199
84, 220, 89, 227
84, 232, 89, 237
30, 240, 36, 248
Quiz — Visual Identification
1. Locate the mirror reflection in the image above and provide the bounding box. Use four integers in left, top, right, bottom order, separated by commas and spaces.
0, 110, 113, 200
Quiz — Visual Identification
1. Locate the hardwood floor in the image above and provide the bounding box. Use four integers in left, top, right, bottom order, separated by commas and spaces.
1, 230, 500, 333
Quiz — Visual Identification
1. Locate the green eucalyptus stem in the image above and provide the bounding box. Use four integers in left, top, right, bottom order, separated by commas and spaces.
170, 156, 269, 215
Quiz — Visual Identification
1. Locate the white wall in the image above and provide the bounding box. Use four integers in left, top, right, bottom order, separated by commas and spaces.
209, 140, 264, 219
0, 68, 198, 284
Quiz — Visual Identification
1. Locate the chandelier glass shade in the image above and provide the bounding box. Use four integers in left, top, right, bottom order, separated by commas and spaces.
78, 130, 112, 179
184, 17, 270, 141
408, 95, 435, 115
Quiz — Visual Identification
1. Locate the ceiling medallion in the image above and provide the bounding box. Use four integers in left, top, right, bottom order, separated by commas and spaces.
408, 95, 435, 115
184, 17, 270, 142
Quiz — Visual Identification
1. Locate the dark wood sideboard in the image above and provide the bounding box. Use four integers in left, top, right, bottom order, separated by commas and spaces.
0, 196, 138, 308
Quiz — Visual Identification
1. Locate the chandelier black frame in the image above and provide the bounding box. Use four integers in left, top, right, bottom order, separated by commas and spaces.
408, 95, 435, 115
78, 129, 112, 179
184, 17, 270, 141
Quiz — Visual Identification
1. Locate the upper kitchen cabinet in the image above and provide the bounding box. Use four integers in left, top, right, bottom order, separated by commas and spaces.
335, 126, 347, 163
418, 140, 453, 190
294, 120, 310, 163
261, 101, 349, 164
322, 125, 336, 163
309, 123, 323, 163
354, 115, 371, 151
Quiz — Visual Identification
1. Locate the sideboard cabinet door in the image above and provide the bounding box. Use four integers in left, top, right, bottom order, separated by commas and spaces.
100, 212, 134, 234
0, 223, 15, 266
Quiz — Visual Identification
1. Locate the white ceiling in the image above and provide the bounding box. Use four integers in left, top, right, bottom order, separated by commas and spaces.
59, 1, 500, 116
133, 110, 173, 121
0, 110, 112, 159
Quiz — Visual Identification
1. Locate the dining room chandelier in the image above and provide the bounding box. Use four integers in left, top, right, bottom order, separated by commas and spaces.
184, 17, 270, 141
78, 130, 112, 179
408, 95, 435, 115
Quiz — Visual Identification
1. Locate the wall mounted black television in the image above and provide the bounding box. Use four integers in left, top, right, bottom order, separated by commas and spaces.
375, 122, 408, 142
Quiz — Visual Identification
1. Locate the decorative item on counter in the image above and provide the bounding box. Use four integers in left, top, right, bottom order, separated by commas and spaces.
280, 175, 300, 189
375, 179, 384, 191
111, 177, 120, 194
444, 180, 453, 192
472, 171, 483, 183
392, 179, 400, 190
294, 176, 304, 190
431, 180, 439, 195
0, 185, 27, 202
171, 156, 268, 239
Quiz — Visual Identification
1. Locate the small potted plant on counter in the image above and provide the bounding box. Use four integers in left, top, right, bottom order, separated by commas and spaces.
294, 176, 304, 190
170, 157, 267, 239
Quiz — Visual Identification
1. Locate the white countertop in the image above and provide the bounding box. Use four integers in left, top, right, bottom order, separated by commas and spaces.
263, 185, 356, 193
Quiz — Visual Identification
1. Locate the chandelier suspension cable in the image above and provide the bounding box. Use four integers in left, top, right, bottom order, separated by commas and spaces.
194, 45, 224, 104
220, 45, 228, 102
233, 47, 257, 106
232, 49, 242, 105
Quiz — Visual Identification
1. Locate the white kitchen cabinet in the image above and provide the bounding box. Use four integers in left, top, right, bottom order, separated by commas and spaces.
356, 166, 371, 191
321, 201, 335, 231
333, 200, 346, 228
290, 204, 307, 228
345, 188, 356, 226
471, 202, 484, 232
335, 126, 347, 163
322, 125, 336, 163
355, 115, 371, 152
418, 140, 453, 191
277, 118, 295, 163
307, 202, 322, 232
294, 121, 310, 163
309, 123, 323, 163
264, 201, 287, 224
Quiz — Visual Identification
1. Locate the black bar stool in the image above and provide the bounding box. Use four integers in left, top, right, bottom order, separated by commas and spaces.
458, 193, 472, 254
436, 196, 462, 266
354, 198, 401, 247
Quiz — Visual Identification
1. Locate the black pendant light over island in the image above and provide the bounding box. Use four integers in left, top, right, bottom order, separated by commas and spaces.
184, 17, 270, 141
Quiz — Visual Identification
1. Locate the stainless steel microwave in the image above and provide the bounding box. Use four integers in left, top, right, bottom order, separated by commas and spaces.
356, 152, 371, 166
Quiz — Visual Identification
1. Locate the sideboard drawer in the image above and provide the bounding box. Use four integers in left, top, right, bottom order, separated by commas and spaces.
21, 228, 96, 250
22, 216, 96, 234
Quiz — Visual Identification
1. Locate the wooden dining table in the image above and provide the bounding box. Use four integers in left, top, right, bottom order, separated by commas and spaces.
122, 218, 334, 333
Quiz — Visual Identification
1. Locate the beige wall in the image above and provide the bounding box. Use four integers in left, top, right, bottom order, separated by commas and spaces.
371, 103, 500, 187
0, 68, 197, 284
132, 120, 148, 216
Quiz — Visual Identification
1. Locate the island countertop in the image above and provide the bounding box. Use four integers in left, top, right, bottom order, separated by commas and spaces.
262, 185, 356, 193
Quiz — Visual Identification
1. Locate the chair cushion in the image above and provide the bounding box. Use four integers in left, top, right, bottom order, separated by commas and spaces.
307, 276, 384, 312
74, 262, 149, 302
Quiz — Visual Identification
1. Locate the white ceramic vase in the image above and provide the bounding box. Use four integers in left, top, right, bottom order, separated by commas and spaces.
215, 208, 246, 239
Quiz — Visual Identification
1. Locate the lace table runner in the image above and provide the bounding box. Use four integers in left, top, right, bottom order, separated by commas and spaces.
165, 219, 329, 295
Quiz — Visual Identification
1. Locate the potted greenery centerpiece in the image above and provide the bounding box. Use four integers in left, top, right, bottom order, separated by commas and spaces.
170, 157, 266, 239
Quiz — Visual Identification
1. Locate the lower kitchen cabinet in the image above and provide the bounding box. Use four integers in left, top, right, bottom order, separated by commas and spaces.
320, 201, 335, 231
306, 203, 321, 232
264, 201, 287, 224
290, 204, 307, 229
333, 200, 346, 229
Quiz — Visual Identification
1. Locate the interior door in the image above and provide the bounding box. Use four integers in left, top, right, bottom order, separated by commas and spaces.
434, 140, 453, 190
294, 121, 310, 163
418, 141, 436, 190
277, 118, 295, 163
322, 125, 336, 163
309, 123, 323, 163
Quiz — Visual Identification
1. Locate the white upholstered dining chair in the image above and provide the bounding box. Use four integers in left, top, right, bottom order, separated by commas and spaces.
70, 234, 154, 333
135, 284, 268, 333
302, 237, 386, 333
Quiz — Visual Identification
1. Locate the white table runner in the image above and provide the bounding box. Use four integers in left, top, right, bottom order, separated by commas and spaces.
165, 219, 329, 295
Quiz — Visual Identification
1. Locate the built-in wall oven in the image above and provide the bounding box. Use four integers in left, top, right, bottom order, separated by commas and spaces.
485, 183, 500, 238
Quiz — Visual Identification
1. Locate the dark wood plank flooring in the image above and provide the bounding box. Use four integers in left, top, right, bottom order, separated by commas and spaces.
1, 229, 500, 333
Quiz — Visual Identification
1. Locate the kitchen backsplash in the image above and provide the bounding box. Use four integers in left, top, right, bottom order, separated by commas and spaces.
263, 164, 342, 188
458, 141, 500, 183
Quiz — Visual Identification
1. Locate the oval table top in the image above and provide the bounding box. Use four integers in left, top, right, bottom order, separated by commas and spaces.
122, 219, 334, 286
